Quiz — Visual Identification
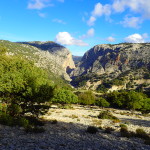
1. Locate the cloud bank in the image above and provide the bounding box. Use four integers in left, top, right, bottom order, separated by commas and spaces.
55, 32, 88, 46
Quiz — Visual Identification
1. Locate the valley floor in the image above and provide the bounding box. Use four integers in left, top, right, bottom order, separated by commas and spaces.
0, 105, 150, 150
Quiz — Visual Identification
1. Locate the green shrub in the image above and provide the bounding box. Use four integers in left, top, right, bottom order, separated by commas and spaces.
120, 126, 136, 138
98, 111, 118, 120
136, 128, 149, 140
0, 112, 13, 126
52, 88, 78, 105
95, 97, 110, 108
0, 55, 54, 118
18, 117, 29, 128
78, 91, 95, 105
86, 126, 98, 134
25, 116, 44, 126
0, 103, 7, 112
120, 124, 127, 128
7, 104, 22, 117
120, 126, 131, 137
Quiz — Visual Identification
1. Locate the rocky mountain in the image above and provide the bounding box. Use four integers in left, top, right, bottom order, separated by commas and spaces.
71, 43, 150, 91
0, 40, 75, 81
72, 55, 82, 66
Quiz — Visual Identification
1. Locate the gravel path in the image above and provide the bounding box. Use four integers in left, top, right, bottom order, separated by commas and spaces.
0, 105, 150, 150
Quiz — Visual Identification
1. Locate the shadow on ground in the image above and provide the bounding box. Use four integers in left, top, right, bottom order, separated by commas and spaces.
0, 120, 150, 150
120, 118, 150, 127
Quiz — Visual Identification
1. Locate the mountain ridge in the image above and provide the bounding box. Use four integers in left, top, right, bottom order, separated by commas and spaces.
0, 40, 75, 81
70, 43, 150, 91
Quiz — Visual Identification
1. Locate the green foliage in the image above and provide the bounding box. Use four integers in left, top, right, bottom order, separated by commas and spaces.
7, 104, 22, 117
95, 97, 110, 108
52, 88, 78, 105
78, 91, 95, 105
105, 90, 148, 111
0, 54, 54, 121
120, 126, 132, 138
96, 84, 108, 93
98, 111, 118, 120
0, 45, 7, 54
136, 128, 150, 140
0, 112, 13, 126
120, 124, 127, 128
126, 91, 144, 110
109, 79, 124, 86
141, 98, 150, 114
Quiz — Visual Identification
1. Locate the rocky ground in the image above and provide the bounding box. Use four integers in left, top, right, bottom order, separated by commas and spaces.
0, 105, 150, 150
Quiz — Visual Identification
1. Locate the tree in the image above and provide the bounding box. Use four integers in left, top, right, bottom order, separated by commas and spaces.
0, 54, 54, 118
52, 88, 78, 105
78, 91, 95, 105
126, 91, 144, 111
141, 98, 150, 114
96, 97, 110, 108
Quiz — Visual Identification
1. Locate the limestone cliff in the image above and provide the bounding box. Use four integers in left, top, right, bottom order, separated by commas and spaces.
0, 40, 75, 81
71, 43, 150, 91
71, 43, 150, 78
20, 41, 75, 81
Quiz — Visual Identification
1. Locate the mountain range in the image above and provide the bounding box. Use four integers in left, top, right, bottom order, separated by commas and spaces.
1, 40, 150, 92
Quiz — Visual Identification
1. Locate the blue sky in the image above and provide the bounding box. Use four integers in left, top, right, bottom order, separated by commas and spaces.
0, 0, 150, 56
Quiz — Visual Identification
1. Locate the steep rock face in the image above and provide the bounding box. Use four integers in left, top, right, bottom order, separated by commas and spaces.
72, 55, 82, 67
71, 43, 150, 78
20, 41, 75, 81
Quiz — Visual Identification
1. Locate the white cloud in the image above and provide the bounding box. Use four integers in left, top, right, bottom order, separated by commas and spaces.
81, 28, 95, 39
87, 28, 95, 37
87, 3, 111, 26
112, 0, 150, 18
121, 16, 142, 28
55, 32, 89, 46
87, 16, 96, 26
92, 3, 111, 17
92, 3, 103, 17
112, 0, 126, 13
87, 0, 150, 27
52, 19, 66, 24
124, 33, 145, 43
28, 0, 52, 10
106, 36, 115, 42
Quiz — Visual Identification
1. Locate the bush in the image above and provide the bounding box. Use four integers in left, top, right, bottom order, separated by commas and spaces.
52, 88, 78, 105
98, 111, 118, 120
25, 116, 44, 126
0, 55, 54, 118
78, 91, 95, 105
86, 126, 98, 134
18, 117, 29, 128
120, 126, 132, 138
136, 128, 149, 140
104, 127, 115, 134
0, 112, 13, 126
120, 124, 127, 128
95, 97, 110, 108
